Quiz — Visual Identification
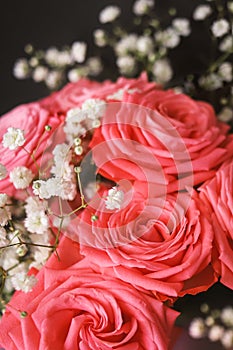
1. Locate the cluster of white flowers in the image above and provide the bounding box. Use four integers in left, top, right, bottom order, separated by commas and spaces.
10, 166, 34, 189
99, 5, 121, 24
105, 187, 124, 210
133, 0, 154, 16
189, 304, 233, 349
2, 127, 25, 150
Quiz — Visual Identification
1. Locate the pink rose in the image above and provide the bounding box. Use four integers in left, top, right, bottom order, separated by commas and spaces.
40, 73, 158, 113
199, 160, 233, 289
0, 102, 63, 196
90, 89, 233, 188
73, 187, 216, 302
0, 236, 178, 350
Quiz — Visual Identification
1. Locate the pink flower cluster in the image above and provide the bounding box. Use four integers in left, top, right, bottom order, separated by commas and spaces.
0, 74, 233, 349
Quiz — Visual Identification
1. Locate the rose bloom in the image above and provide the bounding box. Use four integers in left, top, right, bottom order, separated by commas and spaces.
73, 186, 217, 302
90, 88, 233, 188
199, 160, 233, 289
40, 73, 158, 113
0, 103, 63, 196
0, 236, 178, 350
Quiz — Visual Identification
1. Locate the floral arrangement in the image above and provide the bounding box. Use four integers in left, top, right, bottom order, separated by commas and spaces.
0, 1, 233, 349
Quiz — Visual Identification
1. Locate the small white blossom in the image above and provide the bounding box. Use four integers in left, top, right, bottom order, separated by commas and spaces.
25, 196, 47, 216
189, 318, 206, 339
11, 272, 37, 293
0, 227, 8, 247
193, 5, 212, 20
87, 57, 103, 76
208, 325, 224, 342
133, 0, 154, 15
10, 166, 34, 189
0, 206, 11, 226
0, 163, 7, 180
71, 41, 87, 63
25, 210, 49, 234
30, 248, 50, 270
220, 306, 233, 327
218, 62, 232, 82
99, 5, 121, 24
32, 65, 48, 82
137, 36, 154, 55
155, 28, 180, 48
52, 143, 71, 164
152, 59, 173, 83
56, 50, 72, 66
221, 330, 233, 349
228, 1, 233, 13
218, 107, 233, 122
2, 127, 25, 150
199, 73, 223, 90
116, 55, 136, 75
29, 56, 39, 67
66, 107, 86, 123
32, 180, 51, 199
211, 19, 230, 38
45, 70, 63, 89
94, 29, 107, 47
105, 187, 124, 210
67, 68, 82, 82
115, 34, 138, 56
13, 58, 30, 79
0, 193, 8, 207
45, 47, 60, 65
219, 35, 233, 52
172, 18, 191, 36
82, 99, 106, 120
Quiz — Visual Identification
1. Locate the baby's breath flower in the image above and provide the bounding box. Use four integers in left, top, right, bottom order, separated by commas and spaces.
228, 1, 233, 13
137, 36, 154, 55
221, 330, 233, 349
189, 318, 206, 338
45, 70, 63, 89
211, 19, 230, 38
45, 47, 59, 65
218, 62, 233, 82
152, 59, 173, 83
0, 227, 8, 247
116, 55, 137, 75
25, 211, 49, 234
105, 187, 124, 210
133, 0, 154, 15
172, 18, 191, 36
94, 29, 107, 47
86, 57, 103, 76
11, 272, 37, 293
193, 5, 212, 20
2, 127, 25, 150
218, 107, 233, 122
219, 35, 233, 52
115, 34, 138, 56
155, 28, 180, 48
208, 325, 224, 342
220, 306, 233, 327
13, 58, 30, 79
0, 163, 7, 180
99, 5, 121, 24
25, 196, 47, 216
67, 68, 82, 82
0, 206, 11, 226
198, 73, 223, 90
81, 98, 106, 120
32, 65, 48, 82
0, 193, 8, 207
9, 166, 34, 189
71, 41, 87, 63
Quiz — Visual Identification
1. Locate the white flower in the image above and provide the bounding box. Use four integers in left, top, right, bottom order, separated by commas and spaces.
155, 28, 180, 48
152, 59, 173, 83
221, 330, 233, 349
172, 18, 191, 36
11, 272, 37, 293
67, 69, 82, 82
25, 196, 47, 216
115, 34, 138, 56
218, 62, 232, 82
189, 318, 206, 339
30, 248, 50, 270
52, 143, 71, 164
211, 19, 230, 38
0, 227, 8, 247
10, 166, 34, 189
193, 5, 212, 20
45, 70, 62, 89
218, 107, 233, 122
2, 127, 25, 150
137, 36, 154, 55
45, 47, 59, 65
87, 57, 103, 76
228, 1, 233, 13
220, 306, 233, 327
13, 58, 30, 79
32, 180, 51, 199
71, 41, 87, 63
219, 35, 233, 52
32, 65, 48, 82
0, 193, 8, 207
208, 325, 224, 342
82, 98, 106, 120
0, 163, 7, 180
94, 29, 107, 47
25, 210, 49, 234
105, 187, 124, 210
56, 50, 72, 66
133, 0, 154, 15
116, 55, 136, 75
99, 5, 121, 24
198, 73, 223, 90
0, 206, 11, 226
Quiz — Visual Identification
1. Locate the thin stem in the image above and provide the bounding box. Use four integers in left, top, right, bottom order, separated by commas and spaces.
22, 146, 40, 173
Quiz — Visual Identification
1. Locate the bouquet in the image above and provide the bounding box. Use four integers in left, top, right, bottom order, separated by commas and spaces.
1, 1, 233, 349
